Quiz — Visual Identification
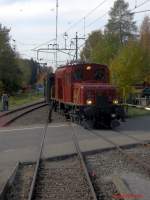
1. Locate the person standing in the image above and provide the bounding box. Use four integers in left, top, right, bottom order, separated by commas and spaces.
1, 92, 9, 111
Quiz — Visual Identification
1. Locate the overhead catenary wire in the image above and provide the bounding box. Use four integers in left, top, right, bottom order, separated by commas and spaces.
131, 0, 150, 11
133, 9, 150, 14
86, 12, 108, 29
65, 0, 109, 33
32, 38, 56, 51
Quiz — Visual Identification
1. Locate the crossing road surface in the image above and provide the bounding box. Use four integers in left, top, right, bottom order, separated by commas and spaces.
0, 116, 150, 191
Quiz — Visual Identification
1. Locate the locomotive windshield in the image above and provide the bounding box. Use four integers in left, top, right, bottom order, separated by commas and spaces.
73, 65, 106, 82
73, 68, 83, 81
94, 68, 105, 80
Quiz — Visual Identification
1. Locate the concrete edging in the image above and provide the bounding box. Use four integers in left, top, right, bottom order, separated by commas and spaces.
0, 162, 20, 200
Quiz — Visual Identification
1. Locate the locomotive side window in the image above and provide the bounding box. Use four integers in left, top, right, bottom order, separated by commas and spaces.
94, 68, 105, 80
74, 68, 83, 81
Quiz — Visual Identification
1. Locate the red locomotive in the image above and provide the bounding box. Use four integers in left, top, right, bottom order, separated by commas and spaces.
46, 63, 125, 128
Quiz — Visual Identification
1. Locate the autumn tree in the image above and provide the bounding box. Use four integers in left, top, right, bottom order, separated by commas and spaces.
106, 0, 137, 45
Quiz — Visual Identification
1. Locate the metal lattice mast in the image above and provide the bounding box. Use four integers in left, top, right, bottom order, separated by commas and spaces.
56, 0, 58, 68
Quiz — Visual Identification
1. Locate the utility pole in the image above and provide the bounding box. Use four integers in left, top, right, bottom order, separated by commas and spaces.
56, 0, 58, 68
75, 32, 78, 60
73, 32, 85, 61
83, 17, 86, 38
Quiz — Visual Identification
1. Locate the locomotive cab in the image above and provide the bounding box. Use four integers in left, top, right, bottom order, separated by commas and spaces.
71, 64, 124, 128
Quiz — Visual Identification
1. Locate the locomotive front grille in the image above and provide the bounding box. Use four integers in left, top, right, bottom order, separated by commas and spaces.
96, 95, 109, 108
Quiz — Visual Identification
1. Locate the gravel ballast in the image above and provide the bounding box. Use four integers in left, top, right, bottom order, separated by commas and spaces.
86, 146, 150, 200
34, 156, 93, 200
5, 164, 35, 200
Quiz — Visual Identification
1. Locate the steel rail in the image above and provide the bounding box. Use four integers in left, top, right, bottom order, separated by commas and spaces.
89, 129, 150, 174
70, 123, 98, 200
27, 118, 49, 200
1, 103, 47, 127
0, 100, 46, 118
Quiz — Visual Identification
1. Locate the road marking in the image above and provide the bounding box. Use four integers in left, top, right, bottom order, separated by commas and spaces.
0, 124, 69, 133
3, 149, 16, 153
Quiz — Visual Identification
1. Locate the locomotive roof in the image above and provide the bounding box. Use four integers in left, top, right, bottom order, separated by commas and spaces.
56, 63, 108, 70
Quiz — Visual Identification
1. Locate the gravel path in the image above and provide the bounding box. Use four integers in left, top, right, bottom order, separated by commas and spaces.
86, 146, 150, 200
33, 157, 93, 200
5, 164, 35, 200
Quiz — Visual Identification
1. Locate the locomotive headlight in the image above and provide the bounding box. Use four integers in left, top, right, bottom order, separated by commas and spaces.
111, 114, 116, 118
86, 66, 91, 70
113, 99, 119, 104
86, 99, 93, 105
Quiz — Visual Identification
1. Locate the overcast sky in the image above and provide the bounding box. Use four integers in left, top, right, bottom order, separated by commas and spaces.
0, 0, 150, 67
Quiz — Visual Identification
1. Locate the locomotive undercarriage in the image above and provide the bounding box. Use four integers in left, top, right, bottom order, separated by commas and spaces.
50, 100, 125, 129
82, 105, 125, 129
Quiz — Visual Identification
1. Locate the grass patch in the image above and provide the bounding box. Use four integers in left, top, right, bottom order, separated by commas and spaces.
0, 92, 44, 111
127, 107, 150, 118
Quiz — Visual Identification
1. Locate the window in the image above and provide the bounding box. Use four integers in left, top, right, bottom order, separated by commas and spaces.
73, 68, 83, 81
94, 68, 105, 80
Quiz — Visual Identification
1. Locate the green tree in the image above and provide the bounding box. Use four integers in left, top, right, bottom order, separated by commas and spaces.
90, 32, 121, 64
29, 59, 41, 86
110, 41, 150, 96
17, 58, 32, 87
0, 24, 22, 94
80, 30, 121, 64
106, 0, 137, 45
80, 30, 103, 62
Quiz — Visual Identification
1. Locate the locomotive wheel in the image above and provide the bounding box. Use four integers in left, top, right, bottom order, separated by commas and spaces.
110, 119, 120, 129
81, 119, 94, 129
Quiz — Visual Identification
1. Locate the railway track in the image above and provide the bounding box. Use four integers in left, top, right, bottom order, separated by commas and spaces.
26, 120, 97, 200
0, 101, 47, 127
